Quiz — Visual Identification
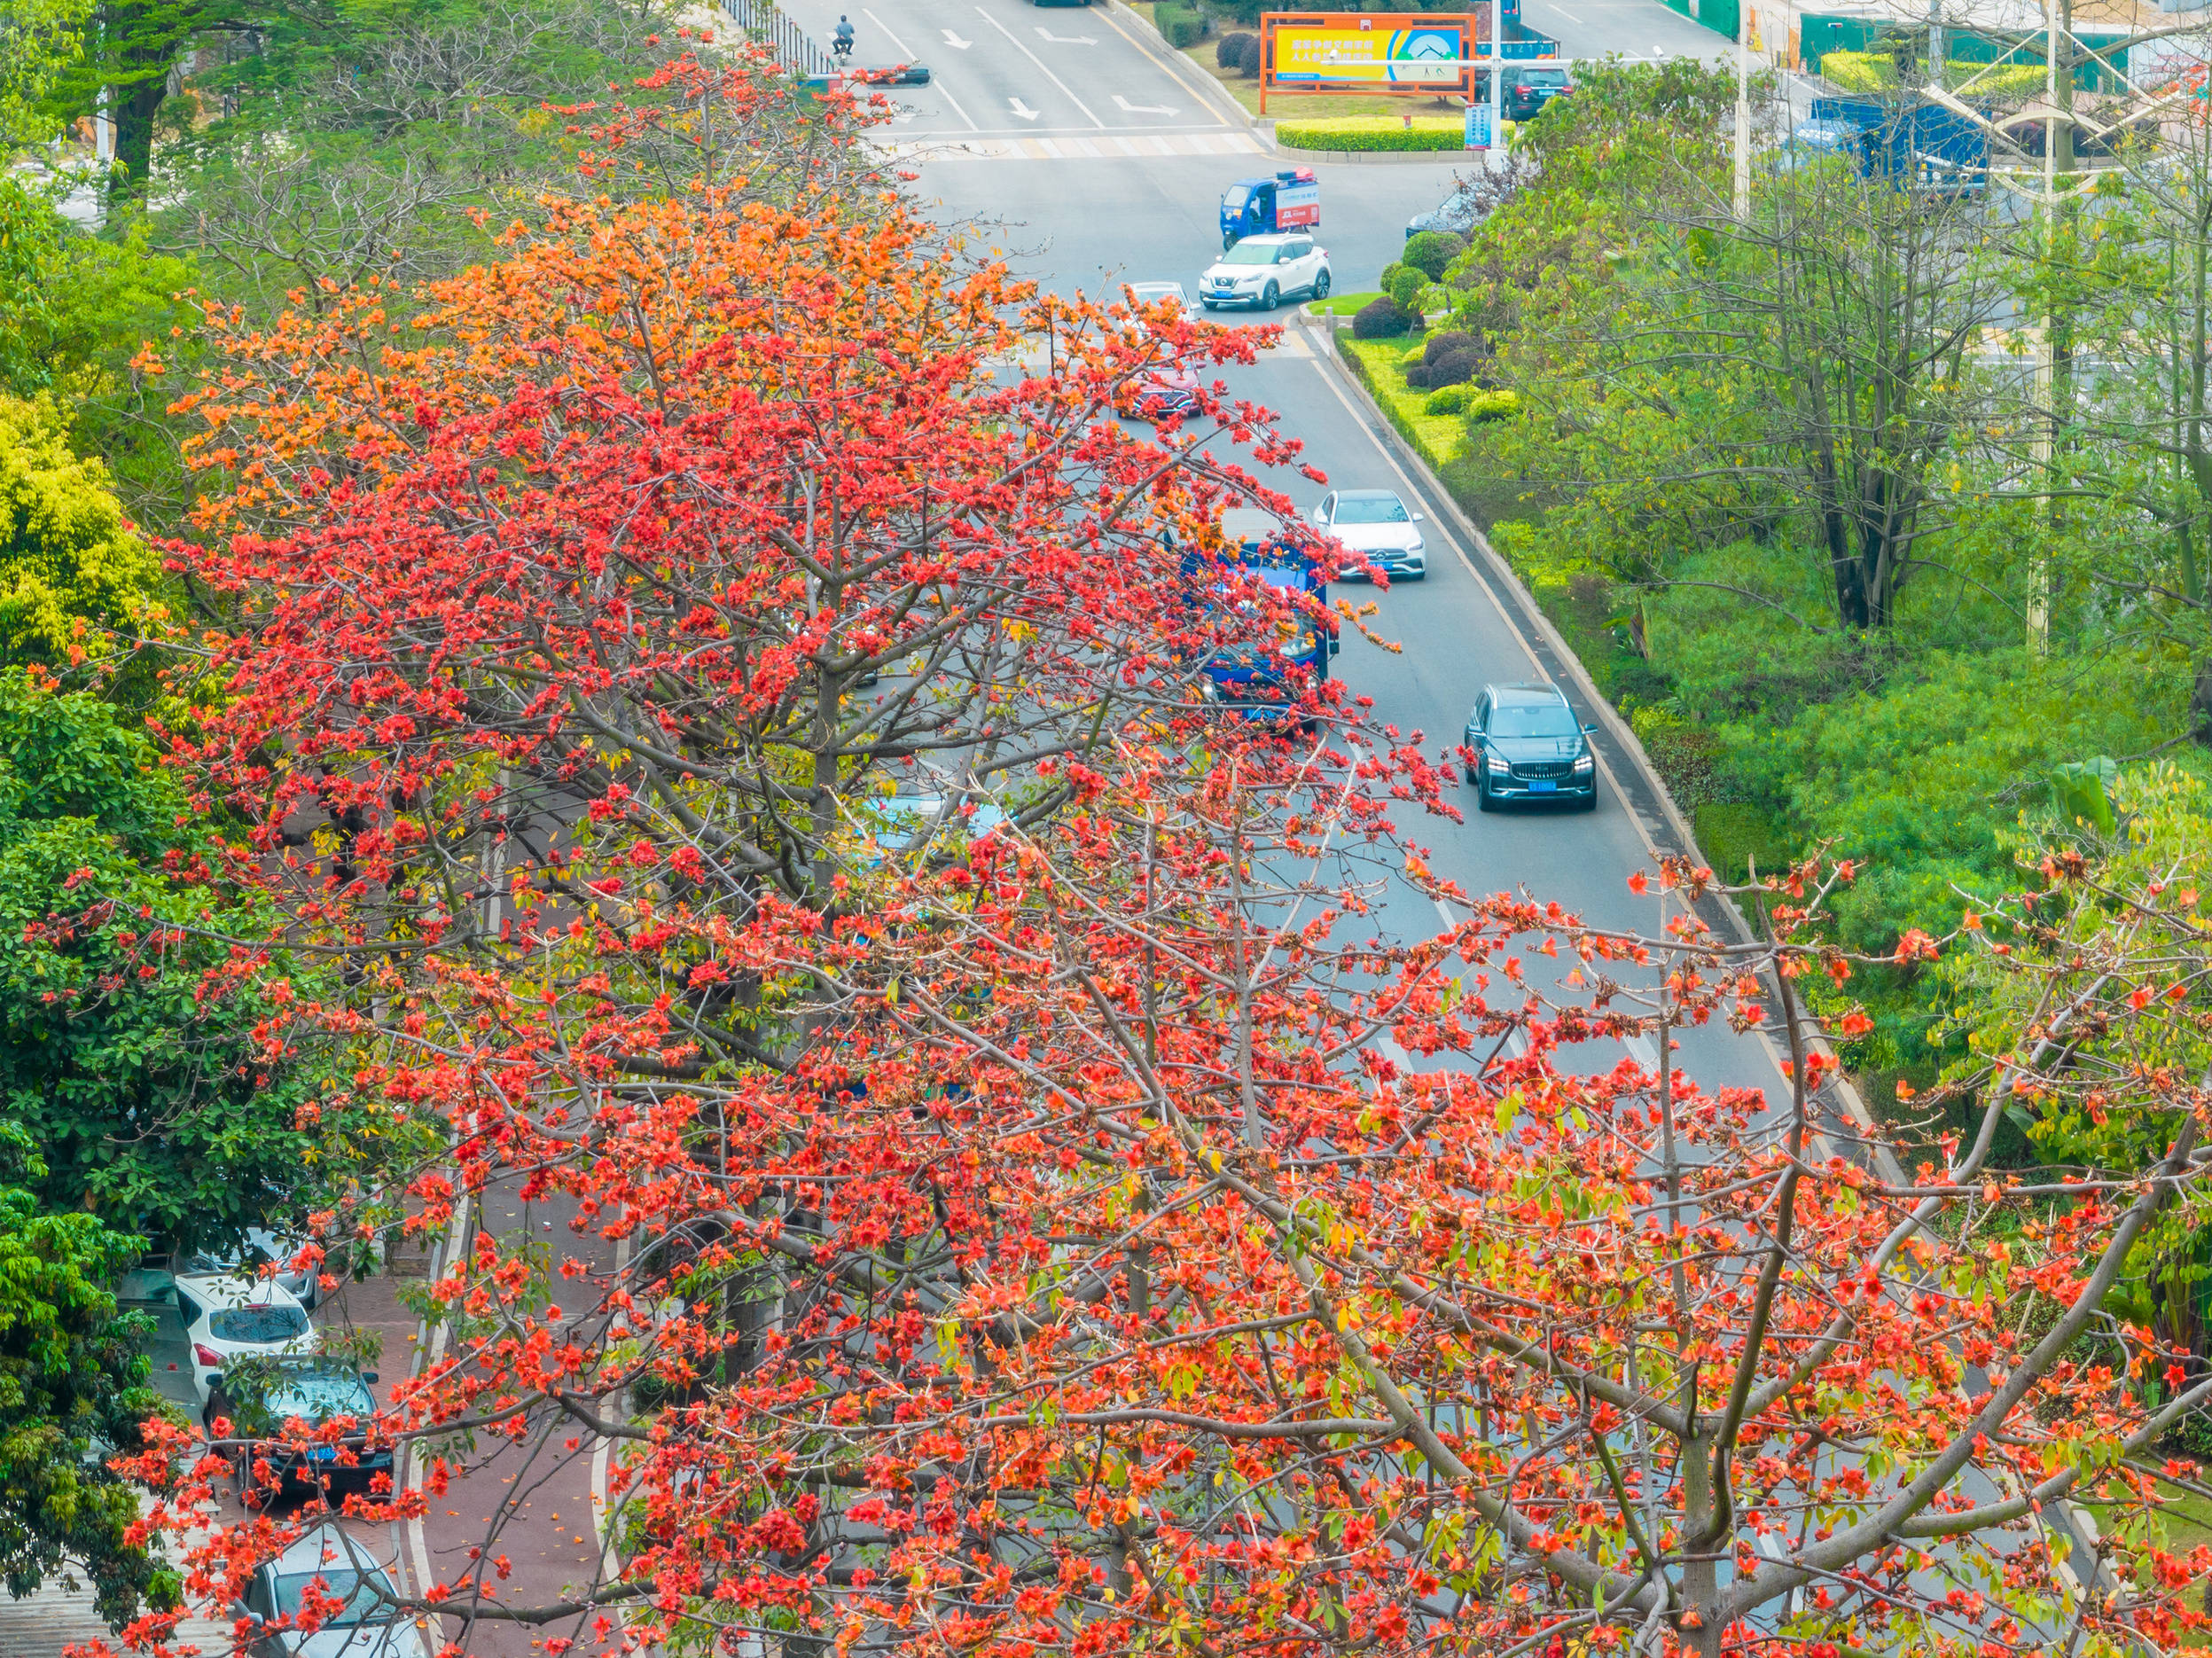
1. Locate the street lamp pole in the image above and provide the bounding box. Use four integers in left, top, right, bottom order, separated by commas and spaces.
1733, 3, 1751, 220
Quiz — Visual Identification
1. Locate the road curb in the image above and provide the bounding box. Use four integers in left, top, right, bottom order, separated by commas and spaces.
1096, 0, 1266, 137
401, 1184, 474, 1600
1301, 311, 1885, 1162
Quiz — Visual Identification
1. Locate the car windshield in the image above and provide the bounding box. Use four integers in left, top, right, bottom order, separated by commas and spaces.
1522, 70, 1569, 86
272, 1568, 398, 1626
1333, 497, 1409, 525
1222, 185, 1248, 207
210, 1304, 309, 1343
262, 1373, 372, 1424
1220, 243, 1278, 267
1490, 702, 1578, 739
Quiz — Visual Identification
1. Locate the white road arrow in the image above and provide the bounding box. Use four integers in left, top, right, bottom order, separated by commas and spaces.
1034, 26, 1097, 43
941, 28, 971, 48
1008, 96, 1041, 121
1113, 94, 1177, 116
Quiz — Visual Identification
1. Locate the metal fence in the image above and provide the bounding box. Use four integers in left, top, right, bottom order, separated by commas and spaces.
721, 0, 835, 80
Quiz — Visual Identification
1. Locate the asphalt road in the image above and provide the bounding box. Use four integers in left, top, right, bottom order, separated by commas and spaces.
773, 0, 1781, 1108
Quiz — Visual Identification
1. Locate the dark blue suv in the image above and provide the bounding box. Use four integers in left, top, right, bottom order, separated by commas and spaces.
1463, 682, 1598, 811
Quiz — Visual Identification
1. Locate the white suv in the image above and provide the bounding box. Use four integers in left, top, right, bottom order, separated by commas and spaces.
1200, 234, 1332, 312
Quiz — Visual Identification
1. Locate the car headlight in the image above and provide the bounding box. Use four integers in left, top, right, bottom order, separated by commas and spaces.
1487, 752, 1511, 773
1407, 539, 1424, 556
1574, 752, 1595, 772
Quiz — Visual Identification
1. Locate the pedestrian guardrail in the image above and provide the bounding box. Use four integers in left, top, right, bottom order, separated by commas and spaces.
720, 0, 835, 80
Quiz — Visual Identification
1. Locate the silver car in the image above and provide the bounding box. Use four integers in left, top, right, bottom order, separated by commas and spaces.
236, 1525, 437, 1658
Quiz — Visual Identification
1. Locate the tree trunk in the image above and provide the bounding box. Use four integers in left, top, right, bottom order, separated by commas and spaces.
2191, 657, 2212, 749
110, 66, 165, 188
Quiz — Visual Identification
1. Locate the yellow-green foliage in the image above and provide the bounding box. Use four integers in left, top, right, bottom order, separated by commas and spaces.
1819, 51, 2046, 98
0, 396, 160, 662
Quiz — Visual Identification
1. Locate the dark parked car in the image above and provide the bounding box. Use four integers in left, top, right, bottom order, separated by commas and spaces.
1463, 682, 1598, 811
207, 1359, 387, 1499
234, 1523, 436, 1658
1504, 67, 1573, 122
1406, 183, 1484, 239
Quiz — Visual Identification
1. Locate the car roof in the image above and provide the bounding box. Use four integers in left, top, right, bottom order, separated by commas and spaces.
1336, 488, 1404, 502
176, 1271, 305, 1309
1227, 232, 1301, 246
1488, 682, 1567, 704
269, 1521, 395, 1578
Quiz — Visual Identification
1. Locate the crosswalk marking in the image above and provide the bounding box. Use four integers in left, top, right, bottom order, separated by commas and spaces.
873, 130, 1269, 164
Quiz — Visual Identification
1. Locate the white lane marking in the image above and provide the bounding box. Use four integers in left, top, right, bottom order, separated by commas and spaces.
1088, 0, 1232, 127
866, 8, 977, 130
1036, 26, 1098, 43
1114, 93, 1178, 115
942, 27, 972, 48
1010, 96, 1041, 121
977, 4, 1106, 129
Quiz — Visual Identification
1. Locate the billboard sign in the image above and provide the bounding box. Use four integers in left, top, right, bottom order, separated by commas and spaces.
1269, 16, 1472, 85
1464, 102, 1492, 151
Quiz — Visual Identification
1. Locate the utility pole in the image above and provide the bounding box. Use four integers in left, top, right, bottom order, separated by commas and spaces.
1733, 1, 1751, 220
2027, 0, 2058, 655
1489, 0, 1505, 176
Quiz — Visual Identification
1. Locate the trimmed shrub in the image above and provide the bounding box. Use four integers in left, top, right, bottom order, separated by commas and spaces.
1425, 385, 1470, 415
1274, 116, 1463, 153
1215, 31, 1254, 69
1386, 266, 1428, 312
1403, 364, 1432, 389
1401, 230, 1466, 281
1378, 261, 1405, 295
1421, 330, 1481, 365
1233, 33, 1263, 75
1350, 296, 1411, 339
1422, 348, 1482, 389
1156, 5, 1204, 48
1466, 388, 1520, 421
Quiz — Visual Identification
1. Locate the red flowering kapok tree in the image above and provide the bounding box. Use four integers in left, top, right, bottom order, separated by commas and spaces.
114, 51, 2212, 1658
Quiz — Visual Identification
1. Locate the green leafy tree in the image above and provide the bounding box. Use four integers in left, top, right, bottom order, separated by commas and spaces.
0, 0, 84, 153
0, 672, 337, 1246
0, 1123, 177, 1628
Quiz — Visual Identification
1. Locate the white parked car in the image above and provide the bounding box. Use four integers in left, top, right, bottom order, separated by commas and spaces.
173, 1271, 314, 1406
178, 1227, 327, 1309
1123, 280, 1188, 317
1311, 489, 1427, 581
1199, 233, 1332, 312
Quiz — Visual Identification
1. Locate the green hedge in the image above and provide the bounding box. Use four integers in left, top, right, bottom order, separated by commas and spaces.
1156, 4, 1205, 48
1277, 117, 1466, 153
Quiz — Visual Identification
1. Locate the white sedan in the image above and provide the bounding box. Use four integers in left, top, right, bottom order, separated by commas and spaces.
173, 1270, 315, 1406
1311, 489, 1427, 581
1199, 234, 1332, 312
1123, 280, 1188, 317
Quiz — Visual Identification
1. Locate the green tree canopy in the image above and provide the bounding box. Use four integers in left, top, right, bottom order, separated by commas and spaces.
0, 672, 337, 1246
0, 1123, 175, 1628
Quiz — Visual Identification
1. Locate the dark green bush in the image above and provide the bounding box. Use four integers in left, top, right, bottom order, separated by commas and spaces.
1234, 33, 1263, 75
1215, 31, 1254, 69
1402, 229, 1466, 281
1350, 297, 1411, 339
1156, 5, 1205, 48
